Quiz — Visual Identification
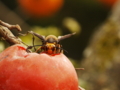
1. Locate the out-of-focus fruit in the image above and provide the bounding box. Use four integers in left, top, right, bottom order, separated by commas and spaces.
98, 0, 118, 7
18, 0, 64, 18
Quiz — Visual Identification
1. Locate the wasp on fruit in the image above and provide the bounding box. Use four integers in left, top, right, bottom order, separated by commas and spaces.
24, 31, 75, 55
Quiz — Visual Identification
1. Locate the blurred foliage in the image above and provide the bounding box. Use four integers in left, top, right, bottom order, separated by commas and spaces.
80, 1, 120, 90
63, 17, 81, 35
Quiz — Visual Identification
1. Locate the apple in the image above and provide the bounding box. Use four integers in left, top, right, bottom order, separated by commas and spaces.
0, 44, 78, 90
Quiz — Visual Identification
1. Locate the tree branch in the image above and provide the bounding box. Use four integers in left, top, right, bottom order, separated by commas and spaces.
0, 20, 22, 45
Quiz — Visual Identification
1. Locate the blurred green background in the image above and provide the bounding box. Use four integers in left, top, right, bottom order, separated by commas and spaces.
1, 0, 120, 90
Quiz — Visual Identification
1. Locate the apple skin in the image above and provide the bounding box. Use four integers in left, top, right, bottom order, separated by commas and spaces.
0, 45, 78, 90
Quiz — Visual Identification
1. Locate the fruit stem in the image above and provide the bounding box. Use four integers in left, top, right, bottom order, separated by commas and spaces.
0, 20, 23, 45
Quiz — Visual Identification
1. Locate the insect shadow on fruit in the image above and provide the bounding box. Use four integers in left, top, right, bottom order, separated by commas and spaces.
20, 31, 76, 55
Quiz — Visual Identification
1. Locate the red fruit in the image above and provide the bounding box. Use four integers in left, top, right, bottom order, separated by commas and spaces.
0, 45, 78, 90
18, 0, 64, 18
98, 0, 118, 7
